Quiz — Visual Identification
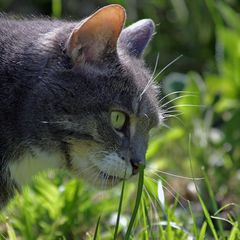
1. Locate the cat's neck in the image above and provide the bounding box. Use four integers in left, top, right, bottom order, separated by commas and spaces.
9, 147, 62, 186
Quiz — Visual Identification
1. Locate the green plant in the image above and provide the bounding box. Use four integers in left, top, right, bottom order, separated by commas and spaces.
1, 1, 240, 239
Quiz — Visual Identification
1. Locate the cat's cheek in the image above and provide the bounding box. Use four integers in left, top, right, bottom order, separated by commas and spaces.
94, 152, 132, 180
66, 139, 133, 188
67, 139, 105, 184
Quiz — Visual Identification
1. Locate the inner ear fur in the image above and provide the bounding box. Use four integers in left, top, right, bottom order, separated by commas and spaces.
66, 4, 126, 64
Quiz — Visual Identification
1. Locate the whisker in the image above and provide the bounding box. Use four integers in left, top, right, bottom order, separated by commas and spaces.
145, 182, 166, 212
163, 112, 184, 118
92, 169, 102, 186
146, 172, 189, 203
160, 122, 171, 129
162, 114, 185, 126
162, 109, 183, 114
74, 165, 98, 179
103, 164, 111, 189
79, 165, 96, 173
100, 165, 107, 190
152, 55, 183, 82
165, 104, 205, 111
145, 175, 187, 211
146, 167, 203, 181
139, 54, 159, 100
90, 170, 102, 191
143, 186, 160, 223
160, 94, 197, 109
152, 54, 160, 78
41, 120, 72, 125
143, 190, 156, 231
140, 55, 183, 100
111, 172, 116, 187
158, 90, 197, 103
143, 189, 154, 225
106, 170, 110, 189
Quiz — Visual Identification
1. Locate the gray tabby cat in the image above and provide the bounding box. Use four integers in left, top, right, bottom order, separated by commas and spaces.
0, 4, 160, 207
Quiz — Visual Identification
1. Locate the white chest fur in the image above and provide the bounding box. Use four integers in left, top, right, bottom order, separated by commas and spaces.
9, 148, 62, 186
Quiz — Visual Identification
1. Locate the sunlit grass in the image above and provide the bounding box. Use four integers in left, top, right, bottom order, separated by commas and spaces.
0, 1, 240, 239
0, 165, 239, 239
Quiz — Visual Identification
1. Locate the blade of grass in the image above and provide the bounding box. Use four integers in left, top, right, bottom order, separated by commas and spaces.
113, 177, 126, 239
125, 164, 145, 240
199, 221, 207, 240
202, 167, 224, 236
198, 195, 219, 240
214, 203, 240, 216
143, 199, 156, 240
211, 216, 234, 226
93, 216, 101, 240
159, 223, 166, 240
188, 200, 199, 238
228, 222, 238, 240
166, 209, 174, 240
188, 134, 218, 240
141, 198, 149, 239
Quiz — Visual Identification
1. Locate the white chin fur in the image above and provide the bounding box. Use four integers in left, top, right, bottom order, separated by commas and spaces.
71, 150, 132, 187
94, 152, 132, 179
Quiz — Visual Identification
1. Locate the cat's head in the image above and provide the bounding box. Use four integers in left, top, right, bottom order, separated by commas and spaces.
30, 5, 160, 187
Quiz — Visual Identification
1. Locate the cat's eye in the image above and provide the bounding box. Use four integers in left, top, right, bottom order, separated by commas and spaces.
111, 111, 126, 130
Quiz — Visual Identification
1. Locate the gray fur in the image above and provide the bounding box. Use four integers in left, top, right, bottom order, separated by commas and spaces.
0, 9, 159, 207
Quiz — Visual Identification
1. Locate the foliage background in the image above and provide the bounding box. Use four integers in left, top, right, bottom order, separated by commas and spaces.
0, 0, 240, 239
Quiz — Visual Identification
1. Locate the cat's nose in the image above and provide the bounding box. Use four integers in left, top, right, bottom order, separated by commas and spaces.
130, 158, 144, 175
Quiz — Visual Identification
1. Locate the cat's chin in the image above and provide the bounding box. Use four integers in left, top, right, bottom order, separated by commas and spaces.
84, 169, 125, 189
99, 170, 124, 187
94, 178, 122, 189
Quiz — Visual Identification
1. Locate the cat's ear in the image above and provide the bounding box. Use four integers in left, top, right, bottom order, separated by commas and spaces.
66, 4, 126, 64
118, 19, 155, 57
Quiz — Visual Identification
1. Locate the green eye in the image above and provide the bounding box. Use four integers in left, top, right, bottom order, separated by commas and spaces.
111, 111, 126, 130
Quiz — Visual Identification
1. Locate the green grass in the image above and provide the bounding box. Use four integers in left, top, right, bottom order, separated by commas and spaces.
0, 165, 239, 239
1, 1, 240, 239
125, 164, 144, 239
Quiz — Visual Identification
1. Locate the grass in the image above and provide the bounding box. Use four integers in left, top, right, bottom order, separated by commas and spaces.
124, 164, 144, 239
0, 1, 240, 239
0, 163, 239, 239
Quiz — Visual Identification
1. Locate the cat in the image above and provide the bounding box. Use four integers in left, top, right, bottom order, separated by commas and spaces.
0, 4, 160, 207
